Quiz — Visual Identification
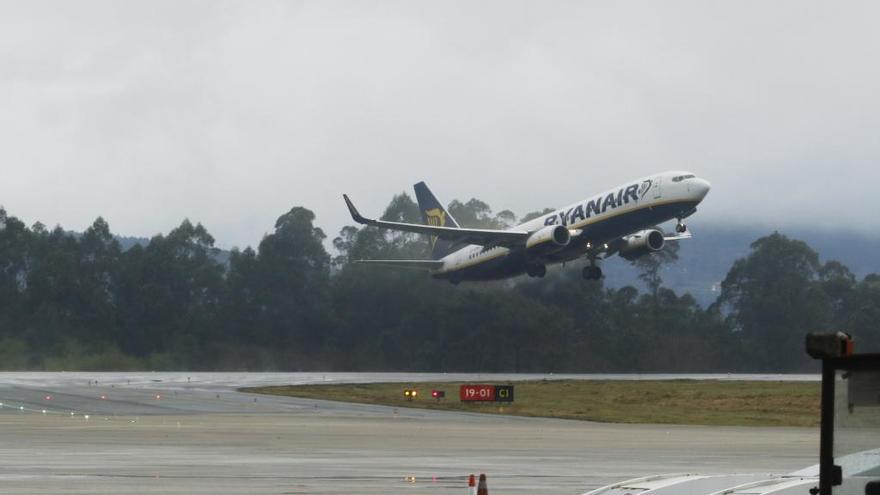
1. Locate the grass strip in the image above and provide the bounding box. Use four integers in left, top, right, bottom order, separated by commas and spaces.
243, 379, 820, 427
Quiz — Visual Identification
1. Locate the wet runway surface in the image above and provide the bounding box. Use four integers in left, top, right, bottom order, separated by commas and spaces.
0, 373, 820, 494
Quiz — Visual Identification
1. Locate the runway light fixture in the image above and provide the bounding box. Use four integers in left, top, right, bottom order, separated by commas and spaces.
403, 389, 417, 401
431, 390, 445, 399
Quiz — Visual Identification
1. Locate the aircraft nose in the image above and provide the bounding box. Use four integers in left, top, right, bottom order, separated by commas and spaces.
691, 178, 711, 200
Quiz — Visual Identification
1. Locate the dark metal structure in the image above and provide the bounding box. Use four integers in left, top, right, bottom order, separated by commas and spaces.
807, 333, 880, 495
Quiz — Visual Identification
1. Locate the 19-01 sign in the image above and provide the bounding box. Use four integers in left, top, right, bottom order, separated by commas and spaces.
460, 384, 514, 402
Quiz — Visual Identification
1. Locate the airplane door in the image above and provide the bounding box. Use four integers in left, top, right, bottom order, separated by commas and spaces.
652, 177, 662, 199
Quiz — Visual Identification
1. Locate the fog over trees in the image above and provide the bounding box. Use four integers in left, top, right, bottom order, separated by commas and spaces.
0, 196, 877, 372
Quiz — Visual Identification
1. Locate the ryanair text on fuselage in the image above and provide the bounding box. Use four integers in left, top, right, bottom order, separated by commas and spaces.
543, 181, 650, 228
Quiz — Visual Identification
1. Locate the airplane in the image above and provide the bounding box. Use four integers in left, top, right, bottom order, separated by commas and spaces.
342, 171, 710, 283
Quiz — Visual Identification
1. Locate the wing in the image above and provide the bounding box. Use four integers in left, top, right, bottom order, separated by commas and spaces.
663, 230, 693, 241
343, 194, 529, 247
355, 260, 444, 270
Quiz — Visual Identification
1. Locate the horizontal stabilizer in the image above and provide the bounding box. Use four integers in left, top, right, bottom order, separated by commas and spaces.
355, 259, 444, 271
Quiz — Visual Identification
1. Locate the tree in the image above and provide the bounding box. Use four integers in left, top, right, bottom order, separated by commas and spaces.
520, 208, 555, 223
818, 260, 856, 326
379, 193, 428, 259
448, 198, 511, 229
253, 207, 332, 363
495, 209, 517, 227
74, 217, 122, 343
840, 274, 880, 352
23, 225, 81, 352
0, 209, 29, 338
715, 233, 831, 371
630, 235, 680, 299
116, 219, 225, 364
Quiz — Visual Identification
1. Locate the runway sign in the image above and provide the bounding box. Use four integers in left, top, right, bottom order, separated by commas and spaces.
459, 384, 515, 402
460, 384, 495, 401
495, 385, 514, 402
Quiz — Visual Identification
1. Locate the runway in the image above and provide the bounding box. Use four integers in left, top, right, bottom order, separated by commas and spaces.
0, 373, 819, 494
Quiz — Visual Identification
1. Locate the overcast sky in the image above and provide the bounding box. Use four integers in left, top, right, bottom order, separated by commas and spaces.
1, 1, 878, 248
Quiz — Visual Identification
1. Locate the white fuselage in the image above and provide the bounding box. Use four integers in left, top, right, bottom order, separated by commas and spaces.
434, 171, 710, 281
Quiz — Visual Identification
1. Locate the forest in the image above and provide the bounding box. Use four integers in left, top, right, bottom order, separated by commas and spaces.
0, 193, 877, 372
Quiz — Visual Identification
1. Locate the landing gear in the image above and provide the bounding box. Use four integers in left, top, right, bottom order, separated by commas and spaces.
582, 265, 602, 280
526, 264, 547, 278
675, 219, 687, 233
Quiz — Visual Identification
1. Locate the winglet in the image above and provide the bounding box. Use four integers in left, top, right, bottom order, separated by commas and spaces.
343, 194, 369, 224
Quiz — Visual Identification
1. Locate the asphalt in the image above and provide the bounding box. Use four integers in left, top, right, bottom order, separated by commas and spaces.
0, 373, 820, 494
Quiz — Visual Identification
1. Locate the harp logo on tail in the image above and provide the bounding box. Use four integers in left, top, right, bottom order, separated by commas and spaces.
425, 208, 446, 248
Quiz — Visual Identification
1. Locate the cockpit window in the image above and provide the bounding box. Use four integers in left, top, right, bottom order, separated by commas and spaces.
672, 174, 696, 182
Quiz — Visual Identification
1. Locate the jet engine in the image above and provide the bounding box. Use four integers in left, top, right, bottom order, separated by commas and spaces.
618, 229, 665, 260
525, 225, 571, 254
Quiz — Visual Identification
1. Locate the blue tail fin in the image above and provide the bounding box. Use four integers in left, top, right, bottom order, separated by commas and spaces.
413, 181, 460, 260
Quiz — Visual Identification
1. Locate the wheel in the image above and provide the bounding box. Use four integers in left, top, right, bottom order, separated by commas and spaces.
594, 266, 603, 279
527, 264, 546, 278
676, 223, 687, 233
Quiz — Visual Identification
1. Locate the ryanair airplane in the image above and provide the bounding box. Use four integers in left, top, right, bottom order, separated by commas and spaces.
343, 171, 710, 283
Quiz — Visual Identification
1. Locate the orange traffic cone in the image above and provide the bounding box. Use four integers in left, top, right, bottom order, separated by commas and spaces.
468, 474, 477, 495
477, 473, 488, 495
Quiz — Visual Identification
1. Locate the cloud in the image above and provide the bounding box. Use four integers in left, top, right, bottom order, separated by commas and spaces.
1, 1, 878, 248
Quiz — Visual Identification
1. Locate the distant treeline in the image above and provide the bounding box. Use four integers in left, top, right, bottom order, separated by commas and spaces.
0, 195, 877, 372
